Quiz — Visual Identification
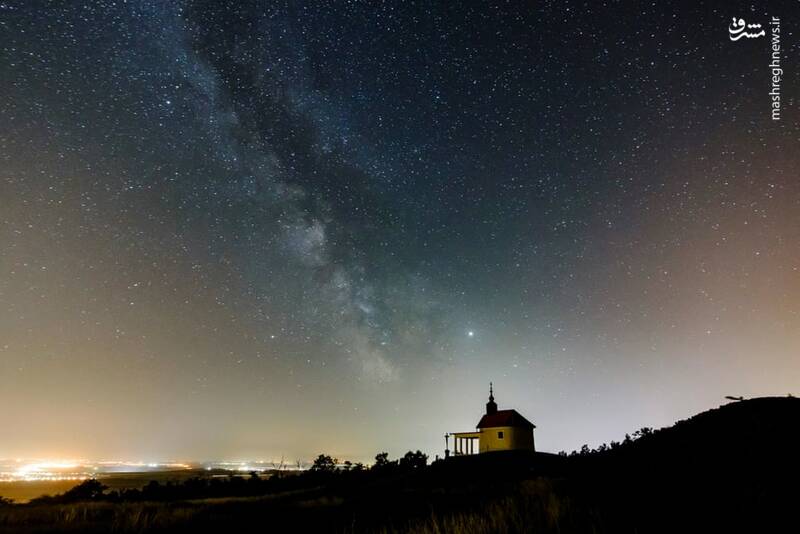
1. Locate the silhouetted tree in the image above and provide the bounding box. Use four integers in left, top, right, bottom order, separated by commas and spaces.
373, 452, 391, 468
376, 452, 400, 472
61, 479, 108, 502
140, 480, 164, 500
272, 456, 286, 471
372, 451, 399, 473
399, 450, 428, 471
310, 454, 336, 473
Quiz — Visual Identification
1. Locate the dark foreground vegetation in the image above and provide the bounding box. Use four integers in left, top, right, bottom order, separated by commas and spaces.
1, 396, 797, 533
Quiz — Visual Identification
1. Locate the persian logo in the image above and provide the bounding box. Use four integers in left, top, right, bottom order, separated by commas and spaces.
728, 17, 765, 40
726, 16, 782, 121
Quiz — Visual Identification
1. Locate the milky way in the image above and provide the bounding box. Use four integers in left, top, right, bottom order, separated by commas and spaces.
1, 1, 799, 461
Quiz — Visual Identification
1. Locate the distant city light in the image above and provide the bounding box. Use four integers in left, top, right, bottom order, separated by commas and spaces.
0, 458, 305, 482
0, 459, 193, 482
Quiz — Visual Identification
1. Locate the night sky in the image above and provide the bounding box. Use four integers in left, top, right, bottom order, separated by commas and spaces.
1, 1, 799, 463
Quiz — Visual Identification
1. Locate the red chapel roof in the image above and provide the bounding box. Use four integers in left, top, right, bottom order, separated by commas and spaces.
476, 409, 535, 429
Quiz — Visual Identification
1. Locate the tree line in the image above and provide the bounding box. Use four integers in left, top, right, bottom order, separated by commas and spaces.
2, 450, 429, 505
559, 427, 656, 457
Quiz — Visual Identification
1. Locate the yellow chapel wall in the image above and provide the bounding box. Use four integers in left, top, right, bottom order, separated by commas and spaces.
479, 426, 535, 453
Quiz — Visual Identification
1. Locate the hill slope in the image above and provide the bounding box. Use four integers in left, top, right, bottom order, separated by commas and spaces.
0, 397, 797, 533
564, 396, 800, 533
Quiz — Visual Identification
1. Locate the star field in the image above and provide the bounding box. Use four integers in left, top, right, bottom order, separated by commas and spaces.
1, 0, 799, 461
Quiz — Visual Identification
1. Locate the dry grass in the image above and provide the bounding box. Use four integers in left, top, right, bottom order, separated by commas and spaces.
365, 479, 587, 534
0, 487, 339, 533
0, 478, 595, 533
0, 501, 201, 533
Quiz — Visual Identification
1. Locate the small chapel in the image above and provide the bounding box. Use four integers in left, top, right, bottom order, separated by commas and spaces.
446, 383, 536, 456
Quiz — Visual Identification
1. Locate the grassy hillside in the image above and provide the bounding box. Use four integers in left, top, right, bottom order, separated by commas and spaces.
1, 397, 797, 533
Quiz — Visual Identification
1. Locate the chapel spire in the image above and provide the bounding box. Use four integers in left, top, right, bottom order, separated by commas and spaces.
486, 382, 498, 414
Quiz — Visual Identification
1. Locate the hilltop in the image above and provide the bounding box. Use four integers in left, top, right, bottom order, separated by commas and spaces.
0, 397, 797, 533
561, 396, 800, 533
594, 395, 799, 460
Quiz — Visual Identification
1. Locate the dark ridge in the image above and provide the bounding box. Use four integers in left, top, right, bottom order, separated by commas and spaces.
564, 396, 800, 533
1, 397, 797, 533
